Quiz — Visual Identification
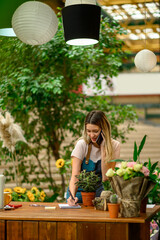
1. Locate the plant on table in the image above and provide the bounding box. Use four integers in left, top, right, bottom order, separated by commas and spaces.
4, 187, 46, 202
75, 170, 100, 193
75, 170, 100, 206
107, 193, 120, 218
106, 135, 158, 217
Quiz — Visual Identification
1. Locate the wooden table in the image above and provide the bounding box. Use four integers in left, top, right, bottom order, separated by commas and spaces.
0, 202, 159, 240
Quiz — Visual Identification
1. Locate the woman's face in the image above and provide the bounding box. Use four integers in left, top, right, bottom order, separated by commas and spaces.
86, 124, 101, 143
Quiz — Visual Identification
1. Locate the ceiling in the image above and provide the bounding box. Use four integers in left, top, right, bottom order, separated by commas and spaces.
97, 0, 160, 54
0, 0, 159, 59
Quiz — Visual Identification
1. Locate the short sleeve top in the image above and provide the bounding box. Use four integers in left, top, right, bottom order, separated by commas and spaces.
71, 138, 120, 163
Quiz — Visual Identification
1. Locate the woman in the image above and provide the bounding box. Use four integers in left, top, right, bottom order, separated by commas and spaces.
67, 110, 120, 206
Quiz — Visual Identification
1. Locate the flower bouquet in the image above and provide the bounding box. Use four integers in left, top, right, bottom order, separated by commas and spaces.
106, 135, 159, 218
150, 220, 159, 240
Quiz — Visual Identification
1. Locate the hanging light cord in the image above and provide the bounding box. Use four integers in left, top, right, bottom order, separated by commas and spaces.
144, 0, 147, 49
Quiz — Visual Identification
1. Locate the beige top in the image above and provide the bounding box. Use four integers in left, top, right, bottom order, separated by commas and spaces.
71, 138, 120, 163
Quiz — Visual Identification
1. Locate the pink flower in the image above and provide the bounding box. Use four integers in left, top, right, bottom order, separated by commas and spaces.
141, 166, 150, 177
150, 220, 158, 230
115, 163, 121, 168
127, 162, 137, 169
153, 170, 158, 175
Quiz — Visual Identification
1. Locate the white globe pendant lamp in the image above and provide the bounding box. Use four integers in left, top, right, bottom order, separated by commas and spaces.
62, 0, 101, 46
12, 1, 58, 45
134, 1, 157, 72
134, 49, 157, 73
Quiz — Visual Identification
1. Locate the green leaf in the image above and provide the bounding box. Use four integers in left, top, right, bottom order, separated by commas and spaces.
109, 159, 125, 162
137, 135, 147, 157
148, 158, 152, 171
133, 142, 138, 162
151, 161, 158, 173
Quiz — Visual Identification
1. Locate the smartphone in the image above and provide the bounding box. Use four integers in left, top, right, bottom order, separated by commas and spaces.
96, 130, 103, 145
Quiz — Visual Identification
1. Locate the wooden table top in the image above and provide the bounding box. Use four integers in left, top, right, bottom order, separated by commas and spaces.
0, 202, 159, 223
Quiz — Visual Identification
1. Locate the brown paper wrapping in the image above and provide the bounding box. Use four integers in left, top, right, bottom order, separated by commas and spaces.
110, 176, 155, 217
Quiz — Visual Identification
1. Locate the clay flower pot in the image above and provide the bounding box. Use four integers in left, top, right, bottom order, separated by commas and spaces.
108, 203, 120, 218
81, 192, 95, 206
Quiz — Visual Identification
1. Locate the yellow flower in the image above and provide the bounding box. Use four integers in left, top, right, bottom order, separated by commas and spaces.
23, 188, 26, 193
4, 188, 12, 193
40, 191, 46, 201
56, 159, 65, 168
13, 187, 24, 194
31, 187, 39, 195
27, 191, 35, 202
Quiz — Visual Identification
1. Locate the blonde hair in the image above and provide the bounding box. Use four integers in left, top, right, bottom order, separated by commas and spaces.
82, 110, 113, 162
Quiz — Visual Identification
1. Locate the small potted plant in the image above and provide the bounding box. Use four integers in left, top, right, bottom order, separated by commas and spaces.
75, 170, 100, 206
107, 194, 120, 218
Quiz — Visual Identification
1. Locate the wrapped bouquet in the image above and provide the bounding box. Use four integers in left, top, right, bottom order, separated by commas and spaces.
106, 135, 159, 217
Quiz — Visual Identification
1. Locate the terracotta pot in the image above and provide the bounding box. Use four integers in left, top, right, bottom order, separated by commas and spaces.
108, 203, 120, 218
140, 197, 148, 213
81, 192, 95, 206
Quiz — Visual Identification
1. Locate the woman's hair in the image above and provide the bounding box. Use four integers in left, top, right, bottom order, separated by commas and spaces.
83, 110, 113, 161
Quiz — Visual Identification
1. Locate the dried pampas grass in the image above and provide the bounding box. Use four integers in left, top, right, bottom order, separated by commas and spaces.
0, 111, 27, 186
0, 112, 27, 152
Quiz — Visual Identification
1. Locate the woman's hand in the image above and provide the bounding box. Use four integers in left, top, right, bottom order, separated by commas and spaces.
67, 196, 79, 206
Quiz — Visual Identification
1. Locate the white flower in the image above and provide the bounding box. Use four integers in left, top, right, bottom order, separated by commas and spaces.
125, 167, 133, 175
106, 168, 115, 177
121, 162, 127, 169
0, 112, 27, 152
133, 163, 143, 172
116, 168, 125, 177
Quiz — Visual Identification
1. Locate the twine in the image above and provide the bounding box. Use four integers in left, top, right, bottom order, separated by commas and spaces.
120, 199, 140, 204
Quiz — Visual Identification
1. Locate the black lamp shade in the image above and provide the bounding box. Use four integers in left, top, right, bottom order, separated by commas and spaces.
62, 4, 101, 46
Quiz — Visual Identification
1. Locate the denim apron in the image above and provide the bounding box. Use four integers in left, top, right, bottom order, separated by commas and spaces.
66, 143, 104, 203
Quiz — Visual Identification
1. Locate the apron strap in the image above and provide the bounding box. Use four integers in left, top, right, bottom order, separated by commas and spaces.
85, 143, 92, 164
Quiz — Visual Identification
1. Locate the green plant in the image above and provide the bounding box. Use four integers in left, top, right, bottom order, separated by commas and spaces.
4, 186, 46, 202
108, 135, 159, 182
110, 194, 118, 204
75, 170, 100, 192
102, 180, 113, 192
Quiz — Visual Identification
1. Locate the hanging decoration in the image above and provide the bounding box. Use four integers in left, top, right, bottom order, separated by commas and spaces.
62, 0, 101, 46
12, 1, 58, 45
134, 49, 157, 72
134, 1, 157, 72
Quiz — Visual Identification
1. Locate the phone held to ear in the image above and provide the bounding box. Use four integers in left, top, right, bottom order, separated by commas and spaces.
96, 130, 103, 145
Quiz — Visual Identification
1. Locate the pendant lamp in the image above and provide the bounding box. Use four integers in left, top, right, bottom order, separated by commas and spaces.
134, 1, 157, 72
12, 1, 58, 45
62, 0, 101, 46
134, 49, 157, 72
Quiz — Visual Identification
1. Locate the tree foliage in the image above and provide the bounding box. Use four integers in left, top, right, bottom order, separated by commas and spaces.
0, 16, 137, 200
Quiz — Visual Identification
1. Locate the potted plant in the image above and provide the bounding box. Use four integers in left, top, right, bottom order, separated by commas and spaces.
75, 170, 100, 206
106, 135, 158, 217
108, 194, 120, 218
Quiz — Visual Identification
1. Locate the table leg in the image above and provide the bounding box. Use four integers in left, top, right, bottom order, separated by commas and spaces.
0, 220, 5, 240
129, 221, 150, 240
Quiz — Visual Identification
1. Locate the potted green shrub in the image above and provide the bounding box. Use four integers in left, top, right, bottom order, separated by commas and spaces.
108, 194, 120, 218
75, 170, 100, 206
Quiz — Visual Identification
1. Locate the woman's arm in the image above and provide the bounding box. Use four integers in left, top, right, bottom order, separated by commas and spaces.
101, 141, 120, 182
67, 156, 82, 206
